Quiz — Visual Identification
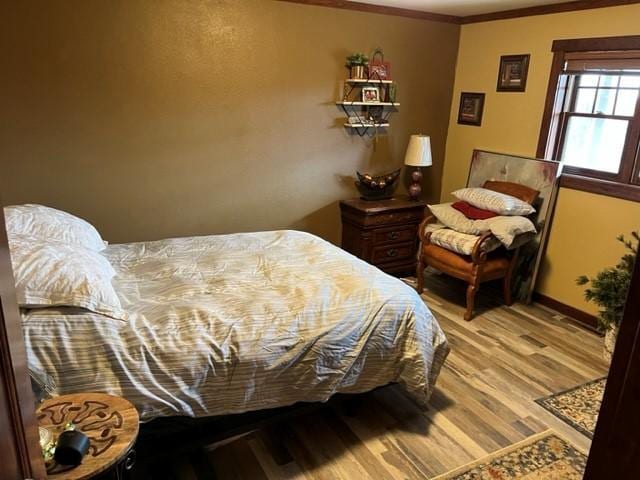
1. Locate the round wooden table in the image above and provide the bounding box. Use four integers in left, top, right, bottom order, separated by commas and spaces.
37, 393, 139, 479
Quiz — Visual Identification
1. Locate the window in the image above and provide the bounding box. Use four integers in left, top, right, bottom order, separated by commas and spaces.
538, 37, 640, 202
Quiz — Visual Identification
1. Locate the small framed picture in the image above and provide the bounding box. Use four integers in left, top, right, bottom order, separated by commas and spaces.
497, 54, 530, 92
458, 92, 485, 126
362, 86, 380, 103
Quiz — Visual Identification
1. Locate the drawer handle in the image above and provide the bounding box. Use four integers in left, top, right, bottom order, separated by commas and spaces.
387, 231, 399, 240
387, 248, 398, 257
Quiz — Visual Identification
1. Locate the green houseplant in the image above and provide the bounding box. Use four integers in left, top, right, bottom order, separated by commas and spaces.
576, 231, 638, 360
346, 53, 368, 79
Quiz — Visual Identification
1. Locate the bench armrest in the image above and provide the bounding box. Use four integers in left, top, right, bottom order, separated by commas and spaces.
418, 214, 437, 244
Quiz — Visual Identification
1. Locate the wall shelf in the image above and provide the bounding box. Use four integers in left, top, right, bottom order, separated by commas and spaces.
337, 71, 398, 137
345, 78, 394, 85
344, 123, 390, 128
336, 101, 400, 107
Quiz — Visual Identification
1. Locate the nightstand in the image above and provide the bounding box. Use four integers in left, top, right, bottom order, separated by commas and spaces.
340, 197, 426, 276
37, 392, 139, 479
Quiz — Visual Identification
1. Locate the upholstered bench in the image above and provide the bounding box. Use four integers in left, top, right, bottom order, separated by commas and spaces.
415, 181, 539, 321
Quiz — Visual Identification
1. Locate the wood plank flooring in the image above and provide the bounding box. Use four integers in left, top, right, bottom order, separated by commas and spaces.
134, 271, 609, 479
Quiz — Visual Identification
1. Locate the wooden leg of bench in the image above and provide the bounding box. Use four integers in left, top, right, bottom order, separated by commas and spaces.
503, 275, 513, 306
503, 247, 519, 306
465, 283, 477, 321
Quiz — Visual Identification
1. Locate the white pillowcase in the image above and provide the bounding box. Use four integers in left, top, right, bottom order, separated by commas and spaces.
486, 216, 537, 248
452, 188, 536, 216
428, 203, 536, 249
4, 204, 106, 251
428, 203, 492, 234
9, 236, 127, 321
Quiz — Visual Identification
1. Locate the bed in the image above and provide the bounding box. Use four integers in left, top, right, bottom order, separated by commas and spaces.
11, 207, 448, 422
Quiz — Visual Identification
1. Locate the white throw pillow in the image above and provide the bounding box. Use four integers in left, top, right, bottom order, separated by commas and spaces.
8, 236, 127, 321
4, 204, 106, 251
452, 188, 536, 216
428, 203, 491, 235
487, 216, 536, 248
428, 203, 536, 249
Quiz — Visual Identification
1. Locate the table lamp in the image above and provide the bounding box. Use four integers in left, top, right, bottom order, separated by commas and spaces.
404, 134, 432, 201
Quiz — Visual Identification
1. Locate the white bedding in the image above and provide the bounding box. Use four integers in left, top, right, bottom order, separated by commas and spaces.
23, 230, 449, 421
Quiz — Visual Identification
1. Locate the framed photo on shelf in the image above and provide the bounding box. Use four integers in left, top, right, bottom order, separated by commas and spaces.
457, 92, 485, 126
362, 86, 380, 103
497, 54, 530, 92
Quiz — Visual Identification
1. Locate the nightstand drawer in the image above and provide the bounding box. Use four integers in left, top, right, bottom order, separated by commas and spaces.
372, 226, 416, 245
366, 210, 424, 227
371, 242, 415, 264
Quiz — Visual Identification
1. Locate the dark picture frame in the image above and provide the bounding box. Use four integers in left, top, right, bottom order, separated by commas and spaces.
457, 92, 485, 126
497, 54, 530, 92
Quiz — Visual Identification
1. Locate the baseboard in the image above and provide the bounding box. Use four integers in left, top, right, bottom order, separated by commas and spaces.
533, 292, 599, 332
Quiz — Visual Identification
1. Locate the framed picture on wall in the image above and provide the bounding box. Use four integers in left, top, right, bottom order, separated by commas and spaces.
497, 54, 530, 92
457, 92, 485, 126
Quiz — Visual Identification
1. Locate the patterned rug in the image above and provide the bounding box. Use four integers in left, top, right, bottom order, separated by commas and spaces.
535, 377, 606, 439
433, 430, 587, 479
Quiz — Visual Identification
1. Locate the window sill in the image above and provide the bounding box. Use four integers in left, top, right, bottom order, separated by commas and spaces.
560, 174, 640, 202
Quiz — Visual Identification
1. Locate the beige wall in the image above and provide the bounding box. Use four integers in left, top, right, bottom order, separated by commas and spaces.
442, 4, 640, 315
0, 0, 459, 245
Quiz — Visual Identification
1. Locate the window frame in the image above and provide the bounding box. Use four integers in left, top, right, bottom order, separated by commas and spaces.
537, 35, 640, 202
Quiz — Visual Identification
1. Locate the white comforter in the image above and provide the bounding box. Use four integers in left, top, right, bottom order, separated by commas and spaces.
23, 230, 448, 421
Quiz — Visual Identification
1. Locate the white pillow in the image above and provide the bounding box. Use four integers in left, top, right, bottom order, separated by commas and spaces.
428, 203, 491, 235
487, 216, 537, 248
4, 204, 106, 251
428, 203, 536, 249
452, 188, 536, 216
9, 236, 127, 321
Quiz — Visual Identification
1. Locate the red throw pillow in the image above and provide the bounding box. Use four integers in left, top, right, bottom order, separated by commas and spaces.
452, 201, 498, 220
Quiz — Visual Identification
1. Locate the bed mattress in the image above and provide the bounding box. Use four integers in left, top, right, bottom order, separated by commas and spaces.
23, 230, 448, 421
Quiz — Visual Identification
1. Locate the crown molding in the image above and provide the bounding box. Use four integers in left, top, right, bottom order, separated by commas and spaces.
461, 0, 640, 24
278, 0, 640, 25
276, 0, 461, 24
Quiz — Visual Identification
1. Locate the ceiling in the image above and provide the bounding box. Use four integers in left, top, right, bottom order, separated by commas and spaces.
353, 0, 573, 16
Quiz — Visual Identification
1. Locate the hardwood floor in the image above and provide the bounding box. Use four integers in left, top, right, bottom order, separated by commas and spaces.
134, 272, 609, 479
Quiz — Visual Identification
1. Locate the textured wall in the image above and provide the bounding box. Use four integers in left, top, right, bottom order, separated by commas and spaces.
0, 0, 459, 244
441, 4, 640, 314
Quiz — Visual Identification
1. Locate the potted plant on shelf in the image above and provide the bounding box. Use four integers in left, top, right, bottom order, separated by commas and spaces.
346, 53, 368, 79
576, 231, 638, 362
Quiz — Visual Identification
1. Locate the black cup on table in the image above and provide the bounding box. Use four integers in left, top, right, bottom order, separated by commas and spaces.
54, 430, 90, 466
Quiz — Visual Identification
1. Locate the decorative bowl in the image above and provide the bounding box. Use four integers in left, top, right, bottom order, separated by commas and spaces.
355, 168, 401, 200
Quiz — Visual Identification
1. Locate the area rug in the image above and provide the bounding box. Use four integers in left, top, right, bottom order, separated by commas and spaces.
432, 430, 587, 479
535, 377, 606, 439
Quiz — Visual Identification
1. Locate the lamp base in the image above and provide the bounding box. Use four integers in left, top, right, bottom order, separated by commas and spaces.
408, 168, 422, 201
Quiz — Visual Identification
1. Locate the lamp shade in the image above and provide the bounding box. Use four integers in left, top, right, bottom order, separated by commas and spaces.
404, 135, 433, 167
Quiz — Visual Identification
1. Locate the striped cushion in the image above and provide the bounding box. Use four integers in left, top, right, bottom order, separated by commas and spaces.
428, 228, 500, 256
